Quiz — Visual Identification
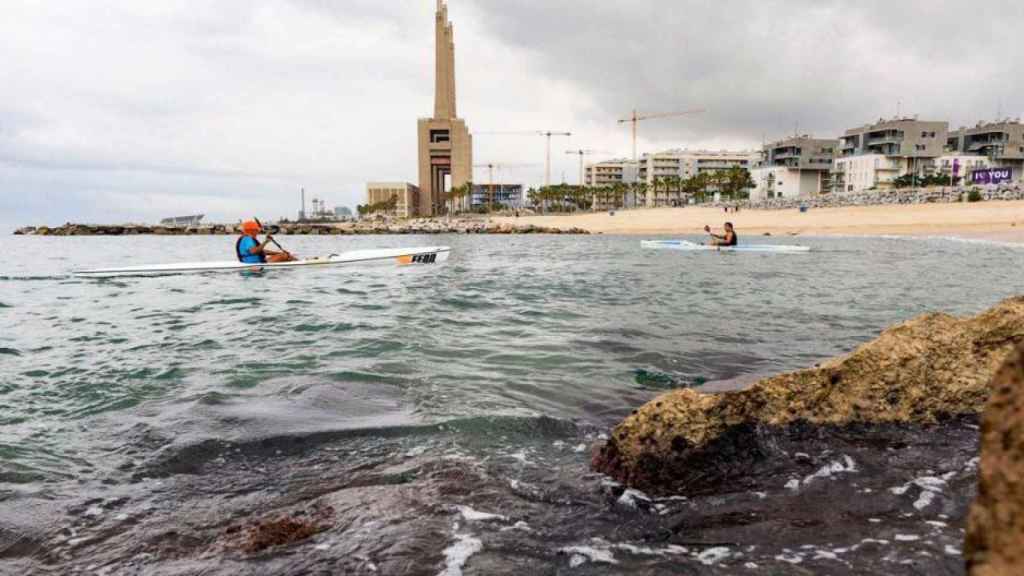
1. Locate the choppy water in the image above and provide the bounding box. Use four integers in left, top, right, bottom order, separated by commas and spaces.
1, 234, 1021, 574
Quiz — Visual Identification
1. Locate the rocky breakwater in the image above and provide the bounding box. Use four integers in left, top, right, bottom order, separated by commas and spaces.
728, 182, 1024, 211
12, 219, 588, 236
966, 343, 1024, 575
589, 297, 1024, 572
593, 297, 1024, 494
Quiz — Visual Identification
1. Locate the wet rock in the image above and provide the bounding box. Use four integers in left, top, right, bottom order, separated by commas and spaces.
593, 297, 1024, 494
227, 505, 334, 554
966, 344, 1024, 575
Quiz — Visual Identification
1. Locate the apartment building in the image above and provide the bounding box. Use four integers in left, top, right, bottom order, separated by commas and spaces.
365, 182, 420, 218
636, 149, 758, 206
832, 117, 949, 193
947, 120, 1024, 181
750, 136, 837, 201
584, 159, 639, 187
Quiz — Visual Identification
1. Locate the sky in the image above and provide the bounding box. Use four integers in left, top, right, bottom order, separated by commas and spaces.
1, 0, 1022, 231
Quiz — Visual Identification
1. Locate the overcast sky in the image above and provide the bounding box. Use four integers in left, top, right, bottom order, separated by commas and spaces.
1, 0, 1021, 230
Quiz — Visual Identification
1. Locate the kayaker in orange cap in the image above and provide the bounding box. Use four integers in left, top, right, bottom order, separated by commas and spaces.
236, 220, 296, 264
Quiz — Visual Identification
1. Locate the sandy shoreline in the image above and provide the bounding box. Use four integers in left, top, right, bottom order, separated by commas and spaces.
494, 201, 1024, 242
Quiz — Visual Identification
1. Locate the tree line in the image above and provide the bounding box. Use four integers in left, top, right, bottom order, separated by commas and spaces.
526, 166, 755, 212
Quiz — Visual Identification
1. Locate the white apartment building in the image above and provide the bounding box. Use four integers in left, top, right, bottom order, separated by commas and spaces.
749, 136, 837, 201
934, 154, 992, 180
832, 117, 949, 193
636, 149, 758, 206
947, 120, 1024, 182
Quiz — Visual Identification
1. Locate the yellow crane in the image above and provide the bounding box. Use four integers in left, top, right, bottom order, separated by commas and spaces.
474, 130, 573, 188
617, 109, 705, 163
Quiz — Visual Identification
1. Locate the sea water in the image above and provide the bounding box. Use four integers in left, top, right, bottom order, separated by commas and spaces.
0, 234, 1020, 574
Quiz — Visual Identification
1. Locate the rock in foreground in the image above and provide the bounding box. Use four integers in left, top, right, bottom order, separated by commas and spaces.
966, 344, 1024, 576
593, 297, 1024, 495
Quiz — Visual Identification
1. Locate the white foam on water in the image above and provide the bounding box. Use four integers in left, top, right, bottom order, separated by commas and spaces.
499, 521, 531, 533
813, 550, 839, 560
868, 518, 882, 523
785, 479, 800, 491
552, 440, 565, 449
925, 520, 948, 528
802, 455, 857, 486
438, 532, 483, 576
617, 488, 652, 509
913, 490, 937, 510
744, 562, 759, 569
696, 547, 731, 565
559, 545, 618, 565
457, 506, 507, 522
573, 443, 587, 453
613, 543, 689, 557
894, 534, 920, 542
860, 538, 890, 546
891, 471, 957, 510
944, 545, 962, 556
775, 551, 804, 564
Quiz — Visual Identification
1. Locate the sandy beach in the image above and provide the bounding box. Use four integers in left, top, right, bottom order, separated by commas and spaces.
494, 200, 1024, 241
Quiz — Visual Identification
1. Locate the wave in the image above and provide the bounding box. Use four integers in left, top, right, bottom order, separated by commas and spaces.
137, 415, 582, 479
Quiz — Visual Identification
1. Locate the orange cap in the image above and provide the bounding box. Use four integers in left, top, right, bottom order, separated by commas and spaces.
241, 220, 261, 236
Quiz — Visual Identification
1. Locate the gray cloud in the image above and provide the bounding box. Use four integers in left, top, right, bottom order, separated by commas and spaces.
473, 0, 1024, 143
1, 0, 1021, 231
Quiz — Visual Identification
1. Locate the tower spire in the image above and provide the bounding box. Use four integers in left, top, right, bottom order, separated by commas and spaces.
434, 1, 456, 119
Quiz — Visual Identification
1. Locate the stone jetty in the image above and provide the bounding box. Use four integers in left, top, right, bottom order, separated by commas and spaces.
592, 296, 1024, 495
12, 218, 589, 236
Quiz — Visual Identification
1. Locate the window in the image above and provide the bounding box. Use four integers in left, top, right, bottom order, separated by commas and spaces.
429, 130, 450, 143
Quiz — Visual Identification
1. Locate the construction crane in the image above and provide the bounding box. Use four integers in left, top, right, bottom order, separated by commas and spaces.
473, 162, 538, 209
565, 149, 609, 187
474, 130, 573, 188
617, 109, 705, 163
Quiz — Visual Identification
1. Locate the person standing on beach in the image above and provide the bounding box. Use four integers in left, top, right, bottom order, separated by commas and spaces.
705, 222, 738, 247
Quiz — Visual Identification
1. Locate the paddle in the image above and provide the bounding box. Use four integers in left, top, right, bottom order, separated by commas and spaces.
253, 218, 290, 256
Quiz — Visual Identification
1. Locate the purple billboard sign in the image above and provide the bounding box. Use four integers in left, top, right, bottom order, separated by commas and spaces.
971, 168, 1013, 185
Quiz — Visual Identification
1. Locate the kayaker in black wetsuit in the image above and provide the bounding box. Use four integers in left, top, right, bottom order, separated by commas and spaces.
705, 222, 738, 247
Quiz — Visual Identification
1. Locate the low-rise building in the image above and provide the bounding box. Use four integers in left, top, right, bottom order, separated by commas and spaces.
584, 159, 639, 187
365, 182, 420, 218
934, 153, 992, 182
750, 136, 837, 201
947, 120, 1024, 182
833, 117, 948, 193
471, 183, 523, 208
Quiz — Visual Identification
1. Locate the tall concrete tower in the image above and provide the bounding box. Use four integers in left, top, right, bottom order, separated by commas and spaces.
417, 0, 472, 216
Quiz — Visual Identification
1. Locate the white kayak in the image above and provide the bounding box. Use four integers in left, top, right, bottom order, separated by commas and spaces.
75, 246, 451, 277
642, 240, 810, 253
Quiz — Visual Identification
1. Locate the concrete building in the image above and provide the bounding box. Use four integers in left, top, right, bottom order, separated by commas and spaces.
638, 149, 758, 184
366, 182, 420, 219
750, 136, 837, 201
584, 159, 639, 187
934, 153, 992, 181
416, 0, 472, 216
471, 183, 523, 209
637, 149, 758, 206
947, 120, 1024, 181
832, 117, 948, 193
